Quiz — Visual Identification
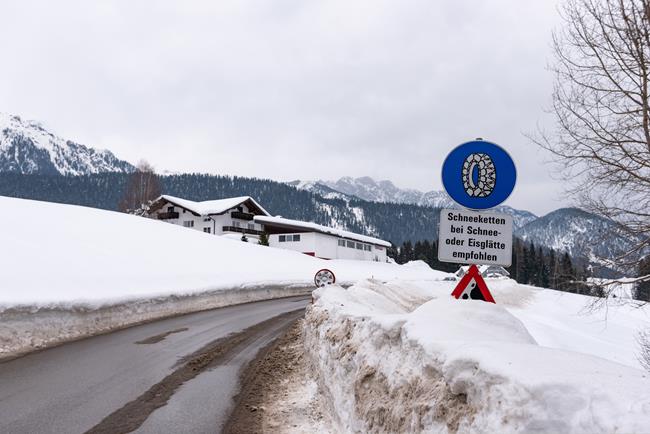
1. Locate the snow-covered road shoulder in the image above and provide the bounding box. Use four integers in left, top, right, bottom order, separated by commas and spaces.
1, 284, 311, 360
0, 196, 449, 359
304, 279, 650, 433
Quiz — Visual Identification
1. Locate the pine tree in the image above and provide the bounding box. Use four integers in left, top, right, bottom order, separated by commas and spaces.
635, 256, 650, 302
538, 246, 550, 288
401, 241, 414, 264
528, 242, 538, 285
509, 238, 519, 281
387, 244, 399, 262
258, 232, 269, 246
559, 252, 575, 292
521, 244, 530, 284
548, 248, 557, 288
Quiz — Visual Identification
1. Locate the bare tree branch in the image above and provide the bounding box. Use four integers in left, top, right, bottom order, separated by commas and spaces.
533, 0, 650, 301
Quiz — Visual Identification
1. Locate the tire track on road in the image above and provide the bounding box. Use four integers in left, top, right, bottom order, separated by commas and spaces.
86, 309, 304, 434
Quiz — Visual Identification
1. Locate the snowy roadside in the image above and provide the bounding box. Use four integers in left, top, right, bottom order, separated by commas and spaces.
0, 284, 311, 360
224, 319, 331, 434
304, 279, 650, 433
0, 196, 448, 359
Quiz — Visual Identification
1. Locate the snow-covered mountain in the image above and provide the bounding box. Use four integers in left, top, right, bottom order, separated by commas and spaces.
515, 208, 641, 270
289, 177, 643, 270
289, 176, 538, 229
286, 180, 351, 201
0, 113, 134, 175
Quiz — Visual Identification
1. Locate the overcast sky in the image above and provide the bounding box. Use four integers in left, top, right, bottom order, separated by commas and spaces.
0, 0, 565, 215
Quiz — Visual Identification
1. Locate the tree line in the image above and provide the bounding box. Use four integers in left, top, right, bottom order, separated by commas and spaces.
389, 237, 595, 295
0, 171, 444, 245
390, 236, 650, 301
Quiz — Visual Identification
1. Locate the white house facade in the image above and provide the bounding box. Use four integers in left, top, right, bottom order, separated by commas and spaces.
148, 195, 269, 240
148, 194, 391, 261
254, 215, 390, 262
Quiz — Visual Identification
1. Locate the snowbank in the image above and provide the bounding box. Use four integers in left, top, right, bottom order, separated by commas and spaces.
1, 284, 309, 360
0, 196, 448, 358
304, 279, 650, 433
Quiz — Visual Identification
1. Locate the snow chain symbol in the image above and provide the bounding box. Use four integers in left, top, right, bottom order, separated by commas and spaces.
462, 153, 496, 197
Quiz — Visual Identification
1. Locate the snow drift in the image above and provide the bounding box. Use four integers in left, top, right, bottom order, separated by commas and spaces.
304, 279, 650, 433
0, 196, 446, 359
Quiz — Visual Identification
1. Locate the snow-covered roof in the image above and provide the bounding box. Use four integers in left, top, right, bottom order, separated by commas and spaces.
253, 215, 391, 247
154, 195, 270, 216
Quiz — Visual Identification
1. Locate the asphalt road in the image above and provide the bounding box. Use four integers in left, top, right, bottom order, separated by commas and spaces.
0, 295, 309, 434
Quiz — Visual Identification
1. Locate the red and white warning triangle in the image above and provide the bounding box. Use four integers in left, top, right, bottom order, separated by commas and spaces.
451, 264, 495, 303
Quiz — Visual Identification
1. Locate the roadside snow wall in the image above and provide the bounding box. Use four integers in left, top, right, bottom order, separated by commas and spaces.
1, 284, 310, 360
304, 279, 650, 434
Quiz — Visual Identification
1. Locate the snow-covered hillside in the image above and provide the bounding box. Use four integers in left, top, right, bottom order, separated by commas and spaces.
0, 113, 134, 175
305, 279, 650, 433
0, 196, 447, 308
0, 196, 447, 358
290, 176, 537, 229
515, 208, 641, 266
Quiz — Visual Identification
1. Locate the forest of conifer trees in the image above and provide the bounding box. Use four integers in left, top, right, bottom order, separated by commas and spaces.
389, 237, 593, 295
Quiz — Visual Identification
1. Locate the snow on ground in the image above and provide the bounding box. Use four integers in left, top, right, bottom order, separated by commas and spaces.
0, 196, 446, 309
0, 196, 447, 358
587, 276, 637, 299
304, 278, 650, 433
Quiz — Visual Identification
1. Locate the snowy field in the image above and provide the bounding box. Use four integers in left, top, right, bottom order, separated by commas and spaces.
0, 196, 446, 358
305, 279, 650, 433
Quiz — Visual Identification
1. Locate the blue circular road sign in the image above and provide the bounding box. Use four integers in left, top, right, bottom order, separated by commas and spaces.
441, 140, 516, 210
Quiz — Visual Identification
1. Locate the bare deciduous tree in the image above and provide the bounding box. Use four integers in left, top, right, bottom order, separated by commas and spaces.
534, 0, 650, 294
637, 328, 650, 371
118, 160, 162, 214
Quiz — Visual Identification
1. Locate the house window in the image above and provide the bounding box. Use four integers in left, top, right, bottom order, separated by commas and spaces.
338, 239, 345, 247
248, 223, 255, 230
203, 227, 211, 233
167, 206, 174, 213
346, 240, 355, 248
356, 242, 363, 250
364, 245, 372, 251
293, 234, 301, 242
279, 235, 286, 242
183, 221, 194, 228
233, 221, 240, 228
183, 209, 186, 213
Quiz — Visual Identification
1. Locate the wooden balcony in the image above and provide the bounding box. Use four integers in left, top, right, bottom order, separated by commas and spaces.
223, 226, 264, 236
157, 211, 180, 220
231, 211, 255, 221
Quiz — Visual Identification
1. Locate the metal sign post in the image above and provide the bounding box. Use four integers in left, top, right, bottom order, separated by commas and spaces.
439, 139, 517, 303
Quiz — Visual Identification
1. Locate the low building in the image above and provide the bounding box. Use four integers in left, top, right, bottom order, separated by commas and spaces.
455, 264, 510, 279
148, 195, 269, 240
148, 194, 392, 261
254, 215, 390, 261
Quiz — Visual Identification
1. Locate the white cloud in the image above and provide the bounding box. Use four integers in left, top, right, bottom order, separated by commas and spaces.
0, 0, 564, 214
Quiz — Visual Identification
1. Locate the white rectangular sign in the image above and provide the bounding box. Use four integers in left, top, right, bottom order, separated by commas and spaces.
438, 208, 513, 267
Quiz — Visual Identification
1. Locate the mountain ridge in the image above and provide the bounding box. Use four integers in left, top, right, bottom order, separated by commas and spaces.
0, 113, 134, 175
0, 113, 637, 276
288, 176, 537, 229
